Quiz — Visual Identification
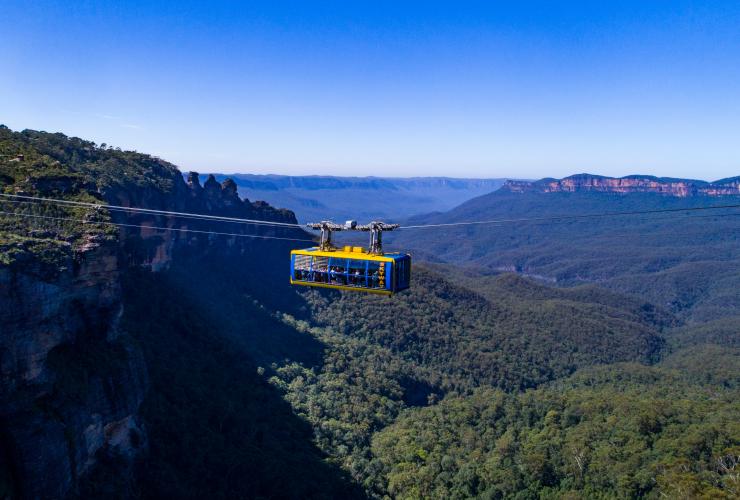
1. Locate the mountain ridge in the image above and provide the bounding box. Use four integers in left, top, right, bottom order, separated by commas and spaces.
210, 173, 504, 191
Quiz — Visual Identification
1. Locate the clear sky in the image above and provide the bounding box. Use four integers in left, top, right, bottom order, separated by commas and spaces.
2, 1, 739, 180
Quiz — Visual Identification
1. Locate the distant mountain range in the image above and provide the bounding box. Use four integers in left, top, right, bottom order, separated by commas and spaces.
205, 173, 507, 223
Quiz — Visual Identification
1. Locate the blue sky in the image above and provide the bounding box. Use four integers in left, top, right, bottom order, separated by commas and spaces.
2, 1, 739, 180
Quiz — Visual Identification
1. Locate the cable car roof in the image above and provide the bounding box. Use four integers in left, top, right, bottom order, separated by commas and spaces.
291, 246, 407, 262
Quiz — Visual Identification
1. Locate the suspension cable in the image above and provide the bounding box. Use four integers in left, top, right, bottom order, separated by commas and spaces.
0, 193, 303, 228
0, 210, 315, 242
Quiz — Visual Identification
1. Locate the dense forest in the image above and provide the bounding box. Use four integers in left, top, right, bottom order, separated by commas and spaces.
1, 127, 738, 499
300, 268, 669, 392
371, 361, 738, 499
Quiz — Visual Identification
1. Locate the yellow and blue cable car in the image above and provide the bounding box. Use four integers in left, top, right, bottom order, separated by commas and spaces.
290, 221, 411, 295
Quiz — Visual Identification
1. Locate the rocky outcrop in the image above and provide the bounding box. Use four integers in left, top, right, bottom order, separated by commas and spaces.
106, 171, 301, 271
503, 174, 740, 197
186, 171, 203, 195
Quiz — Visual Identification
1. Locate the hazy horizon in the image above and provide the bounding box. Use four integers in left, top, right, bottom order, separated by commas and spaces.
3, 1, 740, 180
200, 171, 737, 183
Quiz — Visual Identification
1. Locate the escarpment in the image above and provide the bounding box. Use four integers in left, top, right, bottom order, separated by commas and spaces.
504, 174, 740, 197
0, 127, 305, 498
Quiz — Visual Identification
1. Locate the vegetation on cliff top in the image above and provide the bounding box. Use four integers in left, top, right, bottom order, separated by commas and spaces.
0, 125, 166, 265
0, 125, 181, 195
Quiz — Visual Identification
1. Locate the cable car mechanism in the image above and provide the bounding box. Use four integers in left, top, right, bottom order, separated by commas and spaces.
290, 220, 411, 295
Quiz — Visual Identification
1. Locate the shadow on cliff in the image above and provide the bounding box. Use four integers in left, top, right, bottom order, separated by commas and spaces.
113, 258, 364, 499
163, 244, 326, 368
0, 424, 20, 499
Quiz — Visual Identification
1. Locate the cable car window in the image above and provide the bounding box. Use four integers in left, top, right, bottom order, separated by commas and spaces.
312, 256, 329, 283
294, 254, 311, 281
395, 259, 402, 289
367, 261, 382, 288
328, 258, 348, 285
395, 257, 410, 289
348, 259, 367, 286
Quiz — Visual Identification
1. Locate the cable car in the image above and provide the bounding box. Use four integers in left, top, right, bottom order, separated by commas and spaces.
290, 221, 411, 295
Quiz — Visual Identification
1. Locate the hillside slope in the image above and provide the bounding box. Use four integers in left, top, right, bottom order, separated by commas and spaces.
396, 178, 740, 325
300, 267, 668, 392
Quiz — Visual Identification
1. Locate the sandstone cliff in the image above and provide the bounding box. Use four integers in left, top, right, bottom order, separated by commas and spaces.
503, 174, 740, 197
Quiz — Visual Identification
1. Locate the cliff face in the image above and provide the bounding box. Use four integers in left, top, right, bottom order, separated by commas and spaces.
503, 174, 740, 197
108, 171, 300, 271
0, 234, 147, 499
0, 126, 304, 499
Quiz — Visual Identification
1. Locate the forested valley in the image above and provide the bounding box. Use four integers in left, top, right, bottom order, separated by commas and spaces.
0, 127, 737, 499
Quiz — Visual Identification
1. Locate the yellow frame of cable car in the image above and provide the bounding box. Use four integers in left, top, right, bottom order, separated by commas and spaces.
290, 246, 399, 295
